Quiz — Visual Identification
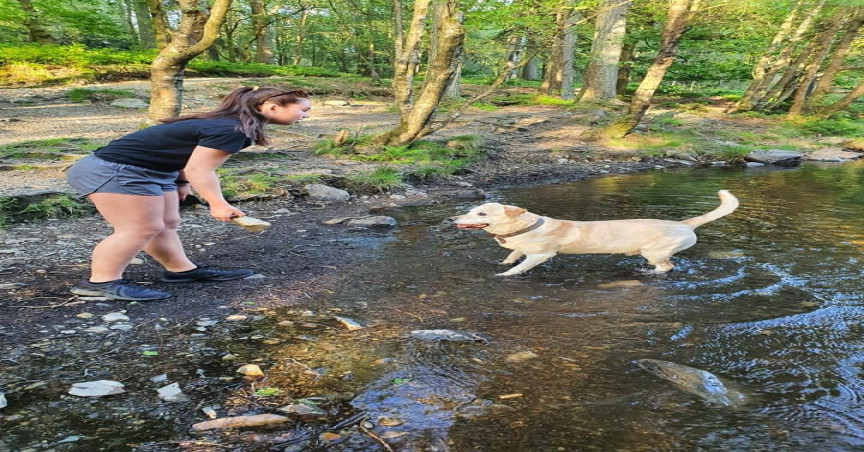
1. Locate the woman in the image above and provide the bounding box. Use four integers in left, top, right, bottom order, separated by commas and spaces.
66, 86, 311, 301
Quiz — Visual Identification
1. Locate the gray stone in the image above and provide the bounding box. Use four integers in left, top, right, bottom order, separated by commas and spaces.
157, 382, 189, 402
346, 216, 397, 228
806, 148, 863, 162
305, 184, 350, 202
745, 149, 804, 167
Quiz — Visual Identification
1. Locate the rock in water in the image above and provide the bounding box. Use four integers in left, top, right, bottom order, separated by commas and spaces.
634, 359, 748, 408
0, 392, 6, 409
409, 329, 487, 343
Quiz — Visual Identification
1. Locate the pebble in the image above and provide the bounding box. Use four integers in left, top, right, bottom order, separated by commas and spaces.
102, 312, 129, 322
236, 364, 264, 376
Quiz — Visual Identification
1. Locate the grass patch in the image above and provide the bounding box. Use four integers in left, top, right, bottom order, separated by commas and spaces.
1, 193, 94, 227
219, 171, 286, 198
0, 138, 100, 159
771, 118, 864, 138
345, 167, 403, 192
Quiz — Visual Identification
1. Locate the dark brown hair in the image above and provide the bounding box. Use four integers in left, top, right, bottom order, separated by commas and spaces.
161, 86, 309, 146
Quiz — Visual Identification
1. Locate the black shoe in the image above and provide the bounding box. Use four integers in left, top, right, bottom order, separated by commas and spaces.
160, 265, 255, 283
70, 279, 172, 301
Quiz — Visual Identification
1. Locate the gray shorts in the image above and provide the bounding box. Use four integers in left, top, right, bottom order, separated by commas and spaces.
67, 155, 179, 197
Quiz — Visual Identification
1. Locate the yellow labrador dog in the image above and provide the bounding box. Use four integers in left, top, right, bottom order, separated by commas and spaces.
452, 190, 739, 276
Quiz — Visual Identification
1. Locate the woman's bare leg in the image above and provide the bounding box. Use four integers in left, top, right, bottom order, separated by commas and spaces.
87, 193, 166, 282
141, 192, 196, 273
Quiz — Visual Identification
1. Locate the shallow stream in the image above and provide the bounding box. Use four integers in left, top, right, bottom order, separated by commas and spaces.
307, 161, 864, 450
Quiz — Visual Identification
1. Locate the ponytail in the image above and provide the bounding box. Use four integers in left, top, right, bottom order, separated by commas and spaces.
161, 86, 309, 146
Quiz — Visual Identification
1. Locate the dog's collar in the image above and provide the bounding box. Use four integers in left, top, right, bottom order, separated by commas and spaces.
490, 217, 545, 244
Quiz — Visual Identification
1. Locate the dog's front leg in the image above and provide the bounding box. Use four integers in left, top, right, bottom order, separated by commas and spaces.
500, 250, 524, 265
496, 253, 556, 276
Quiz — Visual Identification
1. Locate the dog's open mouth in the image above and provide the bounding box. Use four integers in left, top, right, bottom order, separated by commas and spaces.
455, 223, 489, 229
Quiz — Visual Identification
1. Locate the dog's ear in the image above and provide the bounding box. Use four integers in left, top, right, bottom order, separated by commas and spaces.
504, 205, 526, 217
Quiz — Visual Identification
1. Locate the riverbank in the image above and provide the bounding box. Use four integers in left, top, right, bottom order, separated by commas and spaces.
0, 76, 859, 450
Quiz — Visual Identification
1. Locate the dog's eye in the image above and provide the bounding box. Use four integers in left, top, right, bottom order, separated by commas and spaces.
478, 212, 487, 216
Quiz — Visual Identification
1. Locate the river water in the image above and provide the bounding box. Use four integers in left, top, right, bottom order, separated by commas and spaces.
301, 161, 864, 450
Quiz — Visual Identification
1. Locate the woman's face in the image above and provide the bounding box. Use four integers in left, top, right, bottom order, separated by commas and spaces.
260, 98, 311, 125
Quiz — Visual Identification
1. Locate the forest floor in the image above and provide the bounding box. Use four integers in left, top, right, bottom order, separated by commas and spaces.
0, 76, 859, 451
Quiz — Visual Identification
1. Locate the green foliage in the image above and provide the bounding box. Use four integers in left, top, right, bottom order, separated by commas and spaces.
773, 119, 864, 138
254, 387, 282, 397
188, 60, 343, 78
0, 44, 154, 66
471, 102, 498, 111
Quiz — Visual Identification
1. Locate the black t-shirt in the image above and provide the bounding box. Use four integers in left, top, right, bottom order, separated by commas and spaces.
94, 118, 253, 172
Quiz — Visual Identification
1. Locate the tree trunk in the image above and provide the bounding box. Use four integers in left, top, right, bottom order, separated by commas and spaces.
390, 0, 431, 116
293, 10, 308, 65
560, 12, 580, 100
122, 0, 140, 46
430, 0, 460, 97
816, 79, 864, 118
133, 0, 156, 48
759, 30, 823, 112
522, 56, 541, 81
615, 41, 635, 96
15, 0, 54, 44
592, 0, 699, 139
804, 7, 864, 112
787, 6, 848, 117
728, 0, 823, 113
539, 10, 572, 95
577, 0, 631, 103
250, 0, 275, 64
147, 0, 233, 121
374, 0, 464, 146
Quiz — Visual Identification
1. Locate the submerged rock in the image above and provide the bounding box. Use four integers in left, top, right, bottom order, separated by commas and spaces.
634, 359, 748, 408
409, 329, 487, 343
191, 414, 291, 432
333, 315, 364, 331
236, 364, 264, 376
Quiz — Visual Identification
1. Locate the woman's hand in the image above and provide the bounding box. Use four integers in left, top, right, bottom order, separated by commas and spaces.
210, 203, 245, 222
177, 184, 193, 201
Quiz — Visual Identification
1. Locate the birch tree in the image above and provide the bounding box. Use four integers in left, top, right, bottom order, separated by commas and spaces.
372, 0, 464, 146
146, 0, 234, 121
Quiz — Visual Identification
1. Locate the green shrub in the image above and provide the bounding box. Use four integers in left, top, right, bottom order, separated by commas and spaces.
346, 167, 403, 192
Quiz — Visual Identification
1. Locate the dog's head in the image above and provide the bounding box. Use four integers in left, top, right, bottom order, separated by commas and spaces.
451, 203, 527, 229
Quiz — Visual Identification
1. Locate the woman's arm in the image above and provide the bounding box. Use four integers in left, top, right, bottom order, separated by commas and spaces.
184, 146, 245, 221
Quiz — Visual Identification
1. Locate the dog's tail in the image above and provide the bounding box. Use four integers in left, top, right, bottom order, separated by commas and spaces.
681, 190, 739, 229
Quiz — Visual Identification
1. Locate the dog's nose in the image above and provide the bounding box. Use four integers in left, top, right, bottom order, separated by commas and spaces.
444, 216, 457, 223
